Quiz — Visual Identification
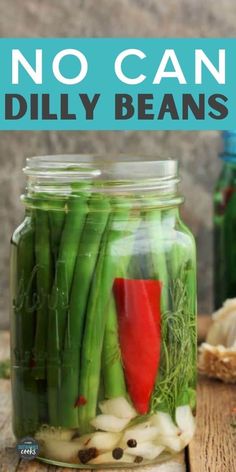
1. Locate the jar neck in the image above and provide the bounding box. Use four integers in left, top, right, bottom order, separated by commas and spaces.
23, 188, 183, 212
220, 152, 236, 164
222, 130, 236, 157
22, 156, 183, 210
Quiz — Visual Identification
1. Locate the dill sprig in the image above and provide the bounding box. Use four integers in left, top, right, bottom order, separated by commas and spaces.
150, 260, 197, 418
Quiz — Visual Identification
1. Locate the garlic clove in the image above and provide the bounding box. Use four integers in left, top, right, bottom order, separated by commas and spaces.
90, 414, 130, 432
156, 435, 183, 452
175, 405, 195, 436
151, 411, 180, 436
99, 397, 137, 419
207, 298, 236, 348
73, 431, 121, 450
121, 425, 159, 446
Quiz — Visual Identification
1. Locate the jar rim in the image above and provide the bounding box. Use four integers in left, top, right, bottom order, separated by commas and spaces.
24, 154, 178, 182
23, 155, 182, 203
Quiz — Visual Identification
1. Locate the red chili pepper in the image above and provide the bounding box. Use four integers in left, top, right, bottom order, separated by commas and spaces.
217, 186, 235, 214
113, 278, 162, 414
74, 395, 87, 408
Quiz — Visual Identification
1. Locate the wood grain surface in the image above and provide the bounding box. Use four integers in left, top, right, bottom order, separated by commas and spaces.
188, 376, 236, 472
0, 317, 235, 472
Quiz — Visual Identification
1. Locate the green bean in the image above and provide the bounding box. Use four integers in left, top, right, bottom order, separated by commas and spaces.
47, 194, 88, 426
47, 261, 67, 426
144, 208, 169, 313
59, 193, 110, 427
49, 209, 65, 264
34, 209, 53, 380
102, 296, 126, 399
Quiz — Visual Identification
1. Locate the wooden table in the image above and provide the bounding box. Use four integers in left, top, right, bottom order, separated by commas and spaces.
0, 318, 235, 472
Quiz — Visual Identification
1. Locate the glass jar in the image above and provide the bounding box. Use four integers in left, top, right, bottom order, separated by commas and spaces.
10, 156, 197, 468
214, 131, 236, 309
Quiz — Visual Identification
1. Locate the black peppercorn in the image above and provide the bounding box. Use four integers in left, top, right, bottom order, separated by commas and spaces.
78, 447, 98, 464
127, 438, 137, 448
134, 456, 143, 464
112, 447, 124, 460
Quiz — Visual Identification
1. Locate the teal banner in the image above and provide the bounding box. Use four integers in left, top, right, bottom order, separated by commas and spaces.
0, 38, 234, 130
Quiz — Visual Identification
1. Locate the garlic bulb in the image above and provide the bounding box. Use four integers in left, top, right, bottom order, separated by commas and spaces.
207, 298, 236, 348
198, 299, 236, 383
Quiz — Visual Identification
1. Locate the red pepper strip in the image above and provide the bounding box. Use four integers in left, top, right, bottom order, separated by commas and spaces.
217, 187, 235, 214
74, 395, 87, 408
113, 278, 161, 414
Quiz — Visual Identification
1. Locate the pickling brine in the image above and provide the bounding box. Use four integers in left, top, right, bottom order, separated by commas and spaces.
10, 156, 197, 468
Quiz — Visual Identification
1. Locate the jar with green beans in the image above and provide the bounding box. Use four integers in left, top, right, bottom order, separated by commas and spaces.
10, 156, 197, 468
214, 131, 236, 309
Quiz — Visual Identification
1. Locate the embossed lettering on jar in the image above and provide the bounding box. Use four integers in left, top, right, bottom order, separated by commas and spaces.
10, 156, 197, 468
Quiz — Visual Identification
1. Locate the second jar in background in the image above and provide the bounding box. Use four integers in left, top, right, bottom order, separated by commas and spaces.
214, 131, 236, 309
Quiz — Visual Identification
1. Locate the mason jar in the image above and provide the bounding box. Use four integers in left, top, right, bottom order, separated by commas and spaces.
10, 156, 197, 468
214, 131, 236, 309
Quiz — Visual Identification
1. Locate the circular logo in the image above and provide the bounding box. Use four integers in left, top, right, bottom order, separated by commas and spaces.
16, 437, 40, 460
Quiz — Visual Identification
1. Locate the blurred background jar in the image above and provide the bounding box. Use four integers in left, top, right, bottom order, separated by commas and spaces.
214, 131, 236, 309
